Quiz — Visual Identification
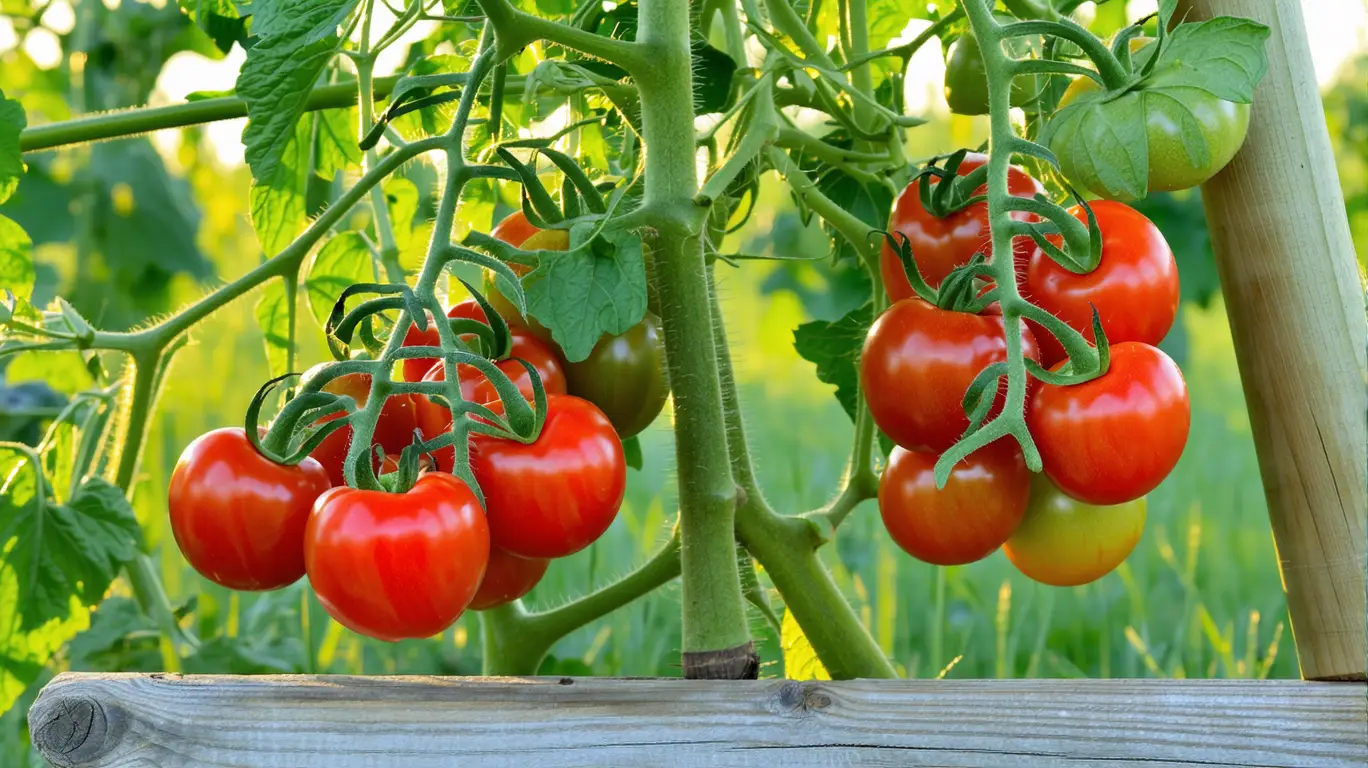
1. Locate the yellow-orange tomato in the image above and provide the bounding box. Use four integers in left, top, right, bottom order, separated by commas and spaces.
1003, 476, 1146, 587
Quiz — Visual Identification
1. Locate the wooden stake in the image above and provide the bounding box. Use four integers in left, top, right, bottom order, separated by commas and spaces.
1178, 0, 1367, 681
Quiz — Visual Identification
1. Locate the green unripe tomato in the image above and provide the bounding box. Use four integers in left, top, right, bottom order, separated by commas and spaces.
1003, 476, 1146, 587
943, 31, 1034, 116
562, 314, 669, 439
1052, 38, 1251, 199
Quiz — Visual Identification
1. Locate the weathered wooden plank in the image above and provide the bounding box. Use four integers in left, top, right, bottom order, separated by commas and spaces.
27, 674, 1367, 767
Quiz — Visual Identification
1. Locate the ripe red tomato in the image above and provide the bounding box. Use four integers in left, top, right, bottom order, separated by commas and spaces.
470, 394, 626, 559
1004, 476, 1146, 587
491, 210, 540, 248
469, 547, 550, 611
1024, 201, 1179, 366
1027, 342, 1189, 505
414, 328, 568, 471
304, 472, 489, 641
308, 370, 421, 488
861, 298, 1040, 453
399, 301, 491, 383
880, 153, 1043, 300
168, 427, 331, 590
878, 440, 1030, 566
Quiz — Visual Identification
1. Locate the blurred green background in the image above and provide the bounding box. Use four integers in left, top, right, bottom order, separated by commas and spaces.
2, 0, 1366, 761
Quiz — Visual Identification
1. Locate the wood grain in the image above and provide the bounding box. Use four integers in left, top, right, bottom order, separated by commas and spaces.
26, 674, 1368, 767
1174, 0, 1368, 680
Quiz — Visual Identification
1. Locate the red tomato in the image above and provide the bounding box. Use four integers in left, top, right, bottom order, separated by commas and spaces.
399, 301, 491, 383
878, 440, 1030, 566
1027, 342, 1189, 505
491, 210, 540, 248
168, 427, 331, 590
861, 298, 1040, 453
469, 547, 550, 611
470, 394, 626, 559
304, 472, 489, 641
1004, 476, 1146, 587
1024, 201, 1179, 366
880, 153, 1043, 300
308, 370, 421, 488
414, 329, 568, 472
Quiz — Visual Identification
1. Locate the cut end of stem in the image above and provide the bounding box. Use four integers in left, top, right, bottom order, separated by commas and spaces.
681, 642, 761, 680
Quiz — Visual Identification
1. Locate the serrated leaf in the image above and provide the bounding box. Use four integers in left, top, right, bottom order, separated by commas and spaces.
793, 303, 873, 422
177, 0, 248, 55
780, 607, 830, 681
0, 215, 34, 300
0, 91, 26, 206
524, 224, 648, 362
250, 118, 312, 257
1147, 17, 1271, 103
5, 351, 93, 395
306, 232, 373, 328
1043, 92, 1149, 201
314, 106, 362, 179
691, 40, 736, 114
238, 0, 361, 185
67, 596, 162, 673
0, 450, 141, 637
90, 141, 212, 279
255, 281, 294, 376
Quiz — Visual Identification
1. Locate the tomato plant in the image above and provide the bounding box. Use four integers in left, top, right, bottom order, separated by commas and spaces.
399, 301, 491, 383
861, 297, 1040, 453
1024, 200, 1179, 366
168, 428, 331, 591
307, 371, 422, 488
879, 152, 1043, 300
305, 472, 489, 641
1027, 342, 1190, 505
1004, 476, 1147, 587
470, 395, 626, 559
878, 441, 1030, 566
562, 314, 669, 438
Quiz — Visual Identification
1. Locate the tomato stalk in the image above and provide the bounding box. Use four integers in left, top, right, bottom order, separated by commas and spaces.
356, 0, 406, 284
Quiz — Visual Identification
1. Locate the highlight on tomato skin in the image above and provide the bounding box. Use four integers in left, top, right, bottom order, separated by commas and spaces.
168, 427, 332, 591
1026, 341, 1191, 506
1004, 476, 1147, 587
1023, 200, 1179, 367
304, 472, 490, 642
878, 439, 1031, 567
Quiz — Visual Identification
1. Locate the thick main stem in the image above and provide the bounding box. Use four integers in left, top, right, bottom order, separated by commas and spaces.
636, 0, 754, 679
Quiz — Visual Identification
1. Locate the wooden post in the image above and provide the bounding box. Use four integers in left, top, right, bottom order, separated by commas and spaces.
1177, 0, 1367, 681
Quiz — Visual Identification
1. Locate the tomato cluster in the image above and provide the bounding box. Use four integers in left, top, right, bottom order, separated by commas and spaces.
165, 211, 674, 641
865, 163, 1190, 585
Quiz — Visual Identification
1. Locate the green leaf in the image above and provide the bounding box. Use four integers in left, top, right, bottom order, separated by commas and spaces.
1147, 17, 1271, 103
780, 607, 830, 680
314, 106, 362, 179
237, 0, 361, 186
0, 90, 26, 206
390, 51, 473, 141
691, 40, 737, 114
524, 224, 648, 363
0, 215, 34, 300
89, 141, 212, 280
793, 302, 873, 422
249, 118, 312, 257
0, 449, 141, 635
622, 434, 643, 471
1041, 91, 1150, 201
67, 596, 163, 673
177, 0, 248, 55
384, 177, 421, 251
255, 281, 294, 376
5, 352, 93, 395
305, 232, 373, 329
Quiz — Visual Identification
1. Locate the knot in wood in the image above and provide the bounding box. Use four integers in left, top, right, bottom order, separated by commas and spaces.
773, 681, 832, 715
29, 693, 108, 767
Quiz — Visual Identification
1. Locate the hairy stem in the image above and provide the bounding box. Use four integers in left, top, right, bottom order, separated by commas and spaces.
636, 0, 753, 678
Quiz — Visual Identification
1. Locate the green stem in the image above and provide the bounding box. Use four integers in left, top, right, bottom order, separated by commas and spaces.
356, 6, 406, 284
481, 534, 682, 675
844, 0, 874, 133
636, 0, 753, 678
1002, 18, 1130, 89
767, 145, 878, 273
761, 0, 836, 69
841, 9, 962, 69
474, 0, 644, 70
